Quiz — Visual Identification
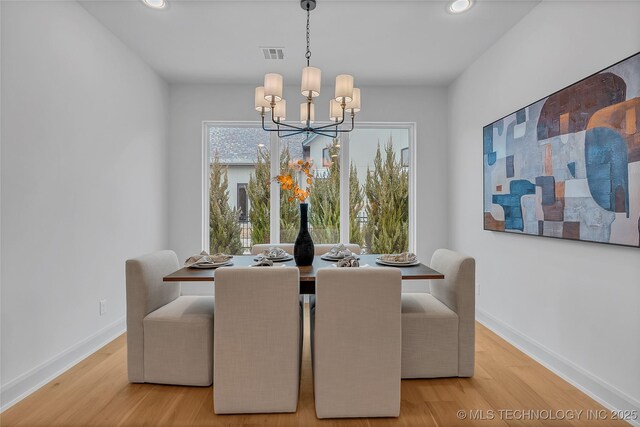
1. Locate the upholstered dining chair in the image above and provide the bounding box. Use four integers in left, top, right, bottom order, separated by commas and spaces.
311, 268, 402, 418
250, 243, 361, 256
213, 267, 301, 414
125, 250, 214, 386
401, 248, 476, 378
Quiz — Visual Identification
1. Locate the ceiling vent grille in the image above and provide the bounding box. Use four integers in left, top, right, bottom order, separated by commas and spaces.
261, 47, 285, 60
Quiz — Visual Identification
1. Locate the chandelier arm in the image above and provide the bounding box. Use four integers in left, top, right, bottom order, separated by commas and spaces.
278, 128, 309, 138
260, 114, 276, 132
262, 115, 303, 133
312, 105, 347, 131
270, 119, 306, 131
331, 113, 355, 133
313, 119, 345, 131
261, 114, 281, 132
312, 109, 347, 130
311, 129, 341, 139
268, 106, 306, 131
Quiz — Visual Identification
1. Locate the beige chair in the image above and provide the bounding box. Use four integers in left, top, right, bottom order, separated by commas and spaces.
401, 249, 475, 378
312, 268, 402, 418
251, 243, 361, 256
125, 250, 214, 386
213, 267, 301, 414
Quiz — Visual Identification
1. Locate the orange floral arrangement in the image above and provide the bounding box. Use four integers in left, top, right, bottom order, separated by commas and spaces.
275, 159, 314, 203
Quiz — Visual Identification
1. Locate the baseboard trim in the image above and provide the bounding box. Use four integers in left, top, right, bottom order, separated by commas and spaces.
0, 317, 126, 412
476, 309, 640, 427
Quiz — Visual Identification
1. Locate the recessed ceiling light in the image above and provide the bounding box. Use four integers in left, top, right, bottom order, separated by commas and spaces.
142, 0, 167, 10
448, 0, 473, 14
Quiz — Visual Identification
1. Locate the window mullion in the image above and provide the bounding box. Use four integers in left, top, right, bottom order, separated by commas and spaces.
269, 133, 280, 243
339, 134, 350, 243
408, 126, 416, 253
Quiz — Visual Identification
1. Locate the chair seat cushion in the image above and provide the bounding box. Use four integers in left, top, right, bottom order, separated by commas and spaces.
402, 293, 457, 318
143, 296, 214, 386
401, 293, 459, 378
145, 295, 214, 324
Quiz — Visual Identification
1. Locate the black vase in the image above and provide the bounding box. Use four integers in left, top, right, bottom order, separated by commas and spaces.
294, 203, 314, 266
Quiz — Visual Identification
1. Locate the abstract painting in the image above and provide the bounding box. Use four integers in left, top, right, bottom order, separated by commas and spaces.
483, 52, 640, 248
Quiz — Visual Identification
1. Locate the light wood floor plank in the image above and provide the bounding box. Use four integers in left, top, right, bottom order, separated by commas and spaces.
1, 309, 626, 426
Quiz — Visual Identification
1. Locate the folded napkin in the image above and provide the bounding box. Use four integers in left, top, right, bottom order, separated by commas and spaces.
259, 247, 288, 259
337, 255, 360, 267
380, 252, 417, 263
253, 258, 274, 267
185, 251, 233, 266
328, 243, 353, 258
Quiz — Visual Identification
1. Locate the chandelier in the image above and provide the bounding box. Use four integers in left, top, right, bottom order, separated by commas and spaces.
254, 0, 360, 139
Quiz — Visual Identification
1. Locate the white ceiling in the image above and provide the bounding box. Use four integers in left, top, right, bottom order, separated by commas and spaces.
80, 0, 540, 86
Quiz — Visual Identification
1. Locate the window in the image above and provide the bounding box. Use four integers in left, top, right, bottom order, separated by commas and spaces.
204, 122, 415, 254
305, 136, 340, 244
206, 125, 269, 254
349, 127, 411, 253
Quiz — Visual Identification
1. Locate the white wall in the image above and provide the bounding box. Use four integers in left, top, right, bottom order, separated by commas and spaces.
169, 84, 449, 293
1, 1, 169, 409
448, 0, 640, 415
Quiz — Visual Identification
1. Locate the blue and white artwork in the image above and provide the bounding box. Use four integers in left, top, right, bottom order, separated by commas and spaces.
483, 52, 640, 248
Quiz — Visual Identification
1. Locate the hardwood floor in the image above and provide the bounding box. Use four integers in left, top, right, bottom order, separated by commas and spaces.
1, 306, 626, 427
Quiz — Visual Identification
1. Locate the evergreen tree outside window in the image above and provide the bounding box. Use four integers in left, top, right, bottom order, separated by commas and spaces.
349, 128, 410, 254
308, 140, 341, 243
209, 152, 243, 254
247, 147, 270, 246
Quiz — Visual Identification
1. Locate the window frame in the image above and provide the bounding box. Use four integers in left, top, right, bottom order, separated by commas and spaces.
202, 121, 417, 253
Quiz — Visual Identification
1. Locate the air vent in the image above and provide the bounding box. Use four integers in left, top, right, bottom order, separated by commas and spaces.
261, 47, 285, 60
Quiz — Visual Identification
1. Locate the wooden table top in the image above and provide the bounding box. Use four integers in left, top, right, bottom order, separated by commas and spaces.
164, 254, 444, 294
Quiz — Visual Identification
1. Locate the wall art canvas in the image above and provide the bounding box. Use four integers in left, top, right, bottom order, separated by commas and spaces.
483, 52, 640, 248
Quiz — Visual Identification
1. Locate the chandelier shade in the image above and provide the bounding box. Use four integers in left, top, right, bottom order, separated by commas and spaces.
329, 99, 342, 122
273, 99, 286, 122
301, 67, 321, 97
254, 87, 271, 112
255, 0, 360, 139
346, 88, 361, 113
264, 73, 283, 102
300, 102, 315, 123
334, 74, 354, 104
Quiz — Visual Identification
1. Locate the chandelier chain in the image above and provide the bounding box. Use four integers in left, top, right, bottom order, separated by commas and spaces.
305, 6, 311, 66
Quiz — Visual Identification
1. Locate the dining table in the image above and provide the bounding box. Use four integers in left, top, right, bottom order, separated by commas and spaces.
163, 254, 445, 294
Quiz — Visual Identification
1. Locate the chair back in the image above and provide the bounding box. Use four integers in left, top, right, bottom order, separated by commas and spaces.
213, 267, 301, 414
429, 248, 476, 377
313, 267, 401, 418
125, 250, 180, 382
